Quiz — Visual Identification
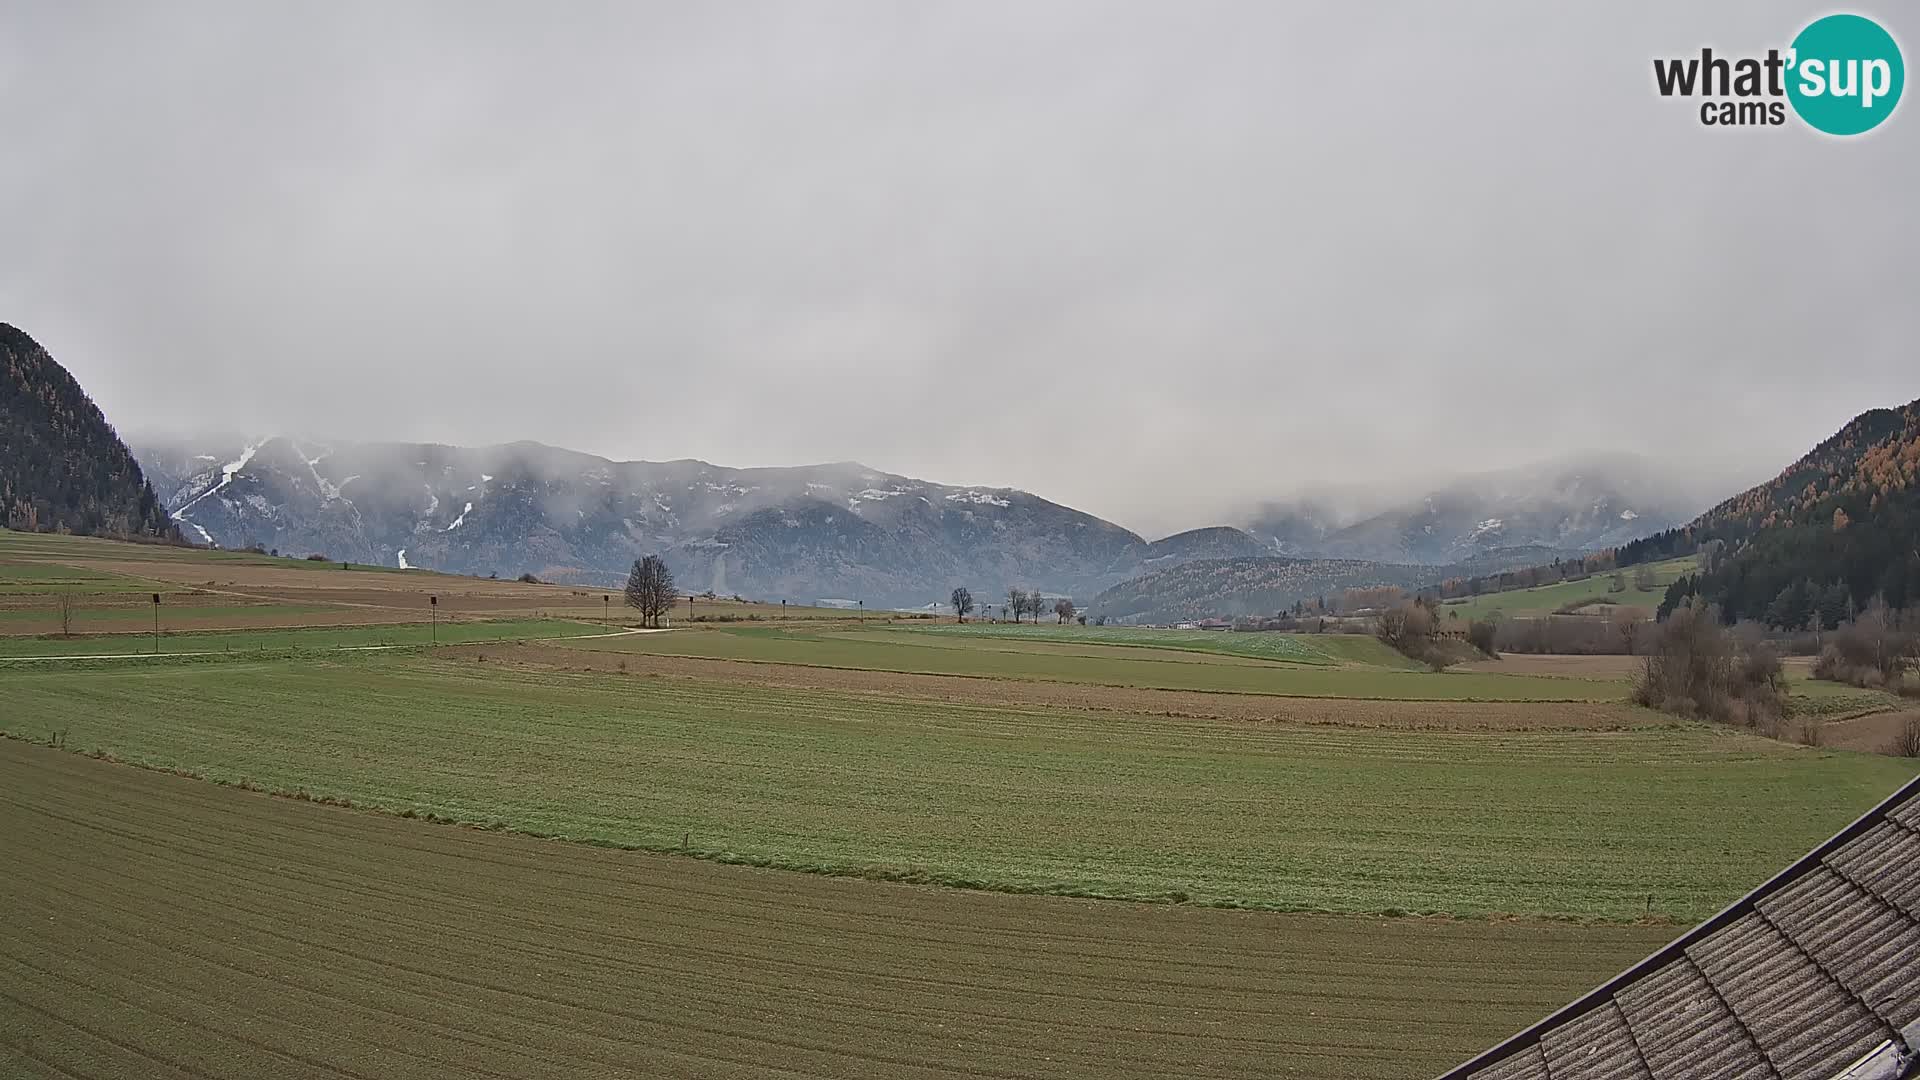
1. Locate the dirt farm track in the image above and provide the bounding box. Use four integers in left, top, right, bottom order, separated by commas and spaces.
0, 741, 1670, 1080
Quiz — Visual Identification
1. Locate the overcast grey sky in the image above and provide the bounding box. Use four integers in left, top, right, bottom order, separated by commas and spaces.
2, 1, 1914, 536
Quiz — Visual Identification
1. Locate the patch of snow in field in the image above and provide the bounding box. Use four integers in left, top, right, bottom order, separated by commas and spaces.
944, 490, 1010, 508
396, 549, 411, 569
445, 502, 472, 531
170, 440, 261, 519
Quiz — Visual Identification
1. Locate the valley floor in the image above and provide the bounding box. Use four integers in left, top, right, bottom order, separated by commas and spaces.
4, 530, 1916, 1079
0, 741, 1672, 1080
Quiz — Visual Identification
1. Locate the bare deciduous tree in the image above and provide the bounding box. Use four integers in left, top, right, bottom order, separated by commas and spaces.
1053, 598, 1075, 624
1009, 587, 1042, 623
950, 587, 974, 622
625, 555, 676, 628
1892, 716, 1920, 758
1611, 606, 1641, 656
55, 593, 74, 637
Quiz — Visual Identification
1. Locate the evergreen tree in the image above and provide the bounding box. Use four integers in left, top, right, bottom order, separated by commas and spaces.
1817, 582, 1851, 631
1, 323, 176, 540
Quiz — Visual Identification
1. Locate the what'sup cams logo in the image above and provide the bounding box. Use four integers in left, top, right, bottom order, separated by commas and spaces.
1655, 13, 1903, 134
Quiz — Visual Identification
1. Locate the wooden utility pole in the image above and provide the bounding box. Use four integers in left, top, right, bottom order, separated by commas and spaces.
151, 593, 161, 653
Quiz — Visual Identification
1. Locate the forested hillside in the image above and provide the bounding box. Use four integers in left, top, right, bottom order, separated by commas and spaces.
1, 324, 175, 540
1089, 556, 1437, 623
1618, 396, 1920, 623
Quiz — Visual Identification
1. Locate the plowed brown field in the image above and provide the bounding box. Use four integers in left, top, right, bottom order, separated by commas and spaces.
0, 741, 1673, 1079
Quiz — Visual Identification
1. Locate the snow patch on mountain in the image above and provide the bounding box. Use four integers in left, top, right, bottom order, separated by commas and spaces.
445, 502, 472, 531
946, 490, 1011, 508
396, 549, 410, 569
170, 440, 260, 520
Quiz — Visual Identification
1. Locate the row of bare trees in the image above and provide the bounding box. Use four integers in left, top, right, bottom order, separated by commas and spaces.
947, 586, 1074, 623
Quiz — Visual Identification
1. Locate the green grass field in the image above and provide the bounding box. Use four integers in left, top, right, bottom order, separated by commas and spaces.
5, 654, 1907, 920
573, 625, 1625, 700
0, 741, 1674, 1080
0, 618, 598, 657
0, 559, 165, 593
1439, 557, 1697, 621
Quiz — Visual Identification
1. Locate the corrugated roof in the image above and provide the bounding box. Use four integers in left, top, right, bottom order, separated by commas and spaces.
1437, 773, 1920, 1080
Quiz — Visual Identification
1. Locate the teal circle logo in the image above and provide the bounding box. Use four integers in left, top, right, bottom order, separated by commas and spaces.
1787, 14, 1904, 135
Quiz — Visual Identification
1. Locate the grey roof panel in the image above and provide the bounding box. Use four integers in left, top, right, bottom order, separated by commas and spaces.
1614, 958, 1774, 1080
1540, 1001, 1653, 1080
1760, 867, 1920, 1029
1826, 821, 1920, 918
1687, 912, 1890, 1080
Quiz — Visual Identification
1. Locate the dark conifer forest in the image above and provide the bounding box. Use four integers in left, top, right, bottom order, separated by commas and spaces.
1, 323, 177, 540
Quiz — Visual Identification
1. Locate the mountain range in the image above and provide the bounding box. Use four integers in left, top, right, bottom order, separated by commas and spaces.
132, 431, 1698, 610
1245, 455, 1702, 564
9, 318, 1906, 625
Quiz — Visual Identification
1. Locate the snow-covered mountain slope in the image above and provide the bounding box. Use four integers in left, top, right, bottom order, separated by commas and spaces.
136, 438, 1700, 610
136, 436, 1161, 606
1245, 455, 1702, 566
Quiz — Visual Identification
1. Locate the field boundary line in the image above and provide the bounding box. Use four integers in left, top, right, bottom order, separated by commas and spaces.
545, 643, 1624, 704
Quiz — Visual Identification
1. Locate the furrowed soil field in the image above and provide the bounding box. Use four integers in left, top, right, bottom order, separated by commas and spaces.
4, 654, 1908, 920
0, 742, 1674, 1080
570, 625, 1627, 700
